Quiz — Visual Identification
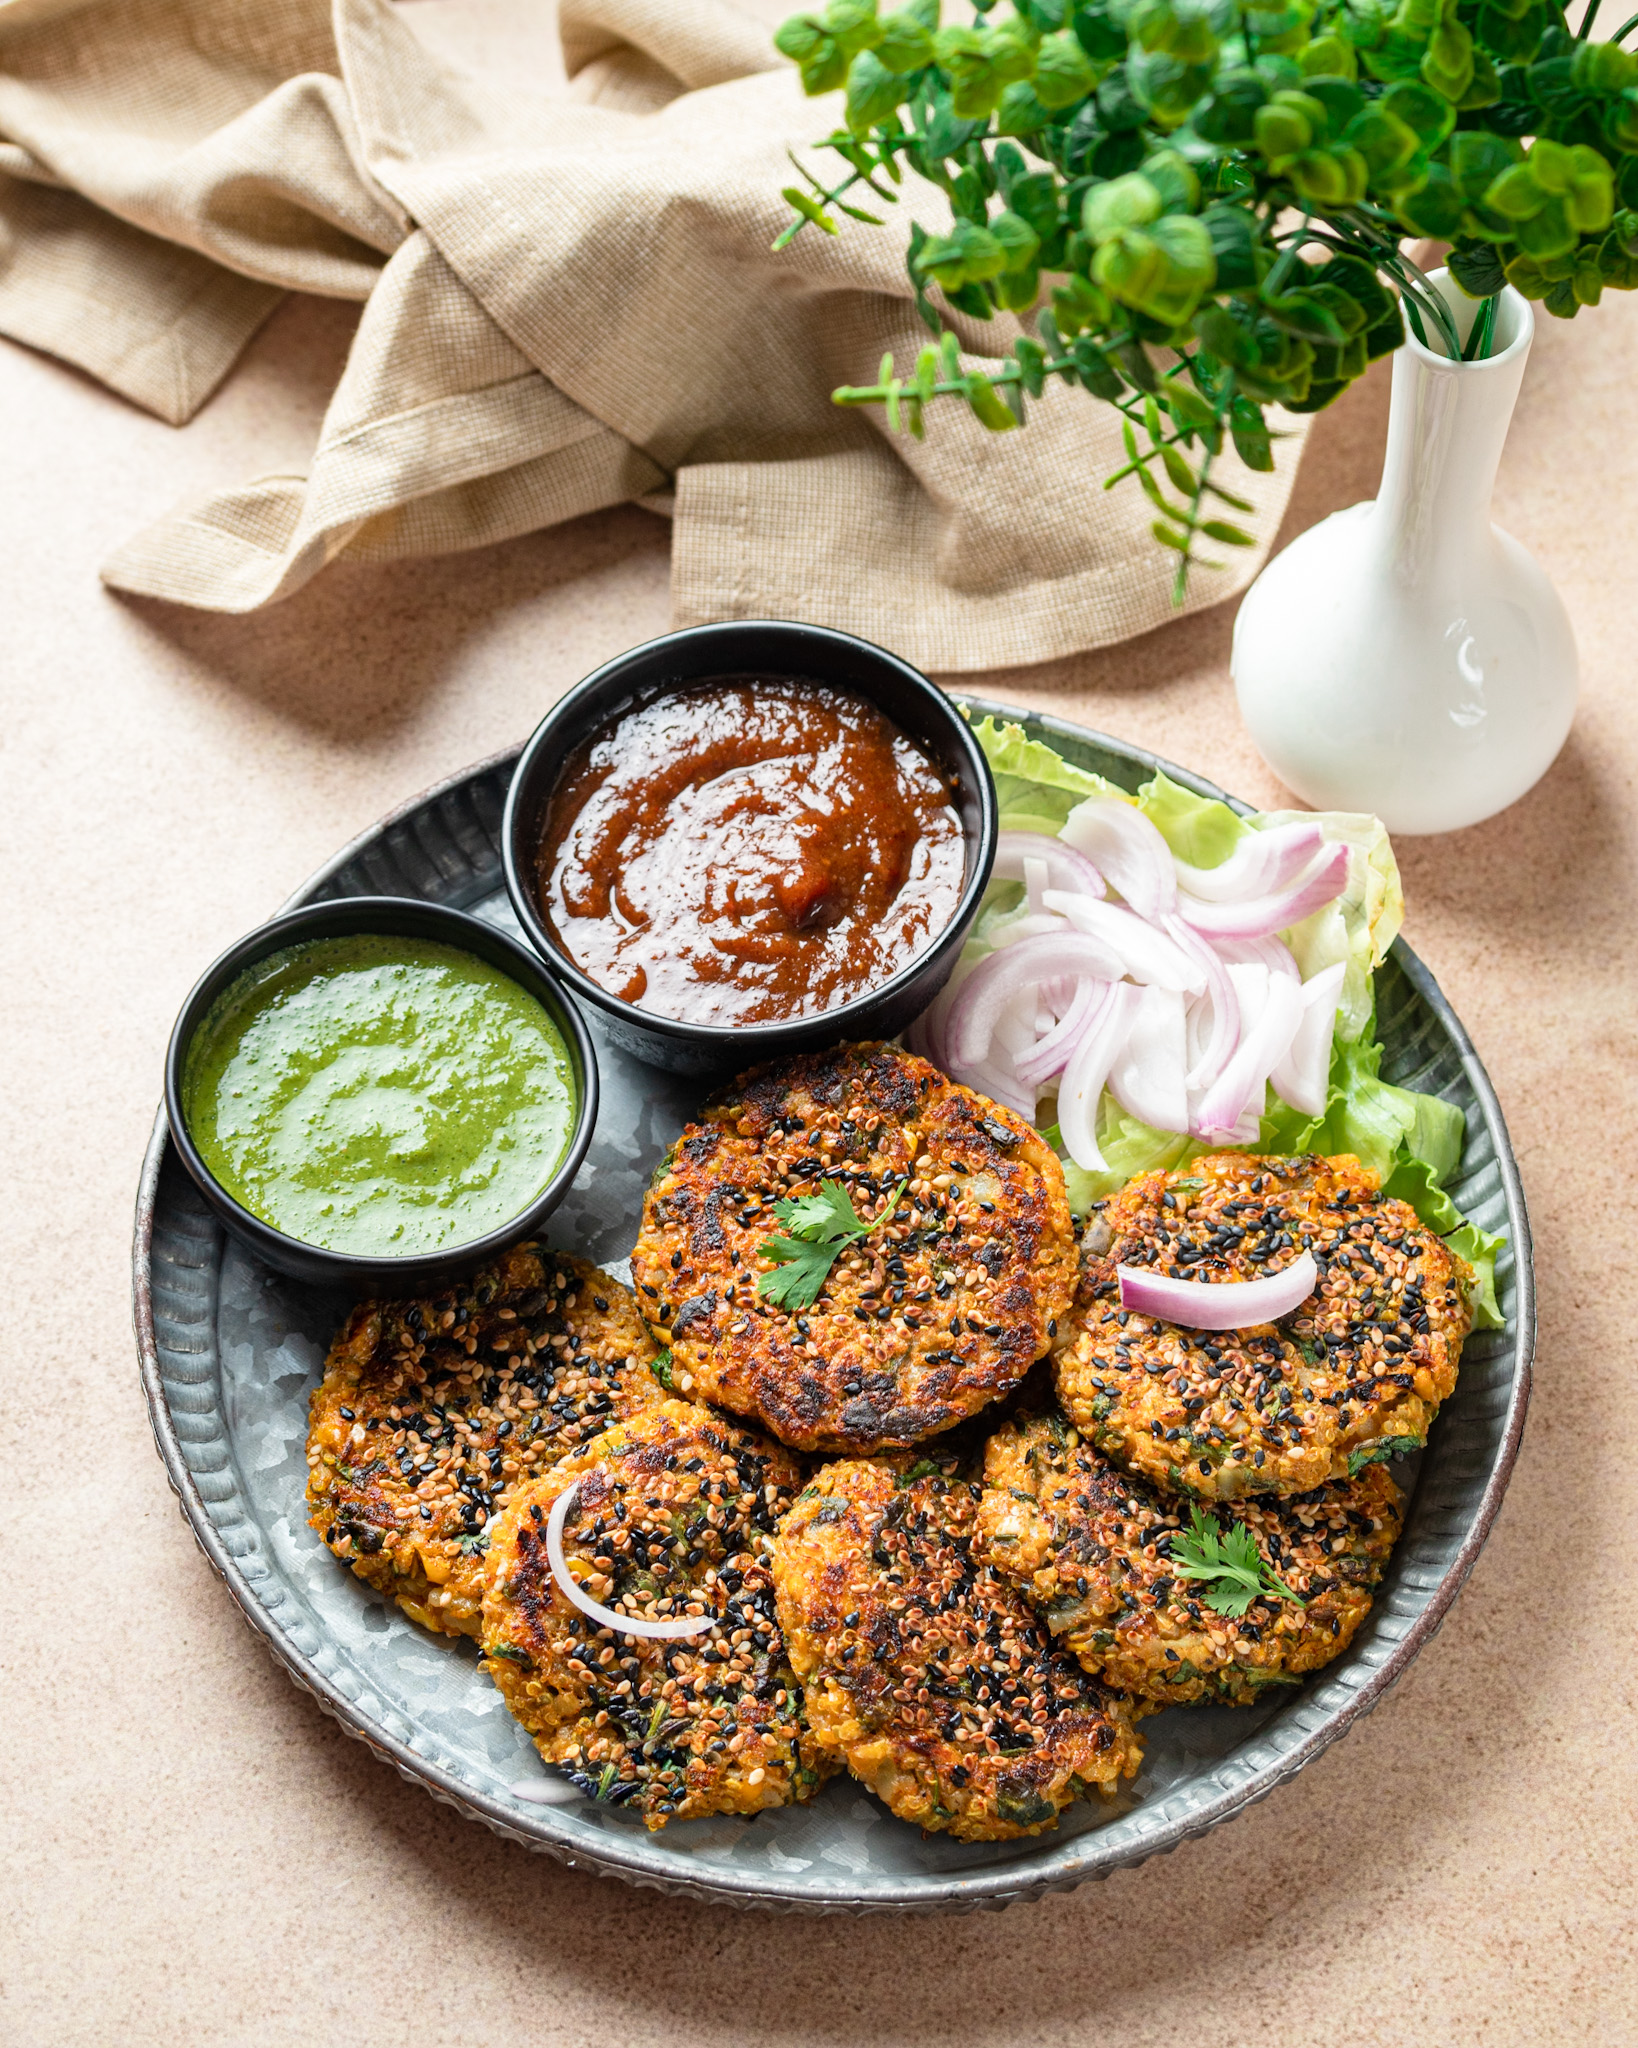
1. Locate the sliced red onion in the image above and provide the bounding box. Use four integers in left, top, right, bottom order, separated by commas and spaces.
547, 1478, 713, 1640
946, 932, 1124, 1068
1040, 892, 1206, 992
907, 955, 978, 1070
1117, 1249, 1318, 1329
1166, 916, 1240, 1092
993, 830, 1105, 898
1173, 820, 1324, 903
959, 982, 1075, 1116
930, 802, 1359, 1161
1192, 963, 1305, 1139
1213, 933, 1301, 981
1108, 983, 1189, 1134
985, 909, 1072, 950
1270, 962, 1346, 1116
1184, 991, 1211, 1084
1058, 982, 1142, 1172
1014, 974, 1102, 1086
992, 984, 1045, 1063
1176, 843, 1350, 940
1060, 799, 1177, 922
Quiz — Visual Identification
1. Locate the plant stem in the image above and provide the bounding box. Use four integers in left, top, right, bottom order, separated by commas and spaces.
1263, 212, 1313, 298
1300, 213, 1464, 358
1461, 291, 1500, 361
772, 140, 907, 249
1172, 435, 1222, 604
1390, 251, 1465, 359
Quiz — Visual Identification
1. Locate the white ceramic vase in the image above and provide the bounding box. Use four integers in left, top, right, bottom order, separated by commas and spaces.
1230, 268, 1578, 835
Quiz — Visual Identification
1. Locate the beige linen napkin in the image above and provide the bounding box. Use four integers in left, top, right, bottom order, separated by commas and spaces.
0, 0, 1308, 669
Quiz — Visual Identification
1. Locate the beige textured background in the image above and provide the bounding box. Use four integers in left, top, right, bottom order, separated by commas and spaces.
4, 11, 1636, 2044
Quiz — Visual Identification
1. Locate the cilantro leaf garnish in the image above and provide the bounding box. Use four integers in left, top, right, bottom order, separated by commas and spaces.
755, 1236, 837, 1311
774, 1181, 877, 1240
1169, 1508, 1306, 1618
756, 1178, 902, 1311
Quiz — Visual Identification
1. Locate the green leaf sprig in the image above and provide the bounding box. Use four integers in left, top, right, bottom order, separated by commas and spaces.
756, 1177, 904, 1310
771, 0, 1638, 597
1168, 1505, 1307, 1616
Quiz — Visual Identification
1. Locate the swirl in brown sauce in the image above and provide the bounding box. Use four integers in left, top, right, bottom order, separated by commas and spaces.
535, 677, 966, 1027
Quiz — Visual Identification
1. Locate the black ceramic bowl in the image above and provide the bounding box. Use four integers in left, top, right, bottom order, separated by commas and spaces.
500, 621, 999, 1076
164, 896, 599, 1293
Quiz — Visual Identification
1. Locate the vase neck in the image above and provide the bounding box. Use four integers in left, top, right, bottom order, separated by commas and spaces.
1371, 278, 1533, 582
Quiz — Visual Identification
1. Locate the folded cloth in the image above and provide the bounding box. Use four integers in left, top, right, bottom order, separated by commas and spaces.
0, 0, 1308, 669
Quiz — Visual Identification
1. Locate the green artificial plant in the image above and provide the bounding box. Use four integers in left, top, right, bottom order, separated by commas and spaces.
772, 0, 1638, 593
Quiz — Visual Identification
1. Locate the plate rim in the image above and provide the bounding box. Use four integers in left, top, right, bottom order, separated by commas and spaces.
131, 706, 1535, 1914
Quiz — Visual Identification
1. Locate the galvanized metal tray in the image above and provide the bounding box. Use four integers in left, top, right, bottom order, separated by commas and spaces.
132, 701, 1532, 1914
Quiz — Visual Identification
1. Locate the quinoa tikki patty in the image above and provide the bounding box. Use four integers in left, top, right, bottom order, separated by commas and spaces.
481, 1402, 827, 1829
1054, 1152, 1472, 1500
976, 1409, 1404, 1708
631, 1042, 1076, 1454
306, 1246, 664, 1637
772, 1456, 1143, 1840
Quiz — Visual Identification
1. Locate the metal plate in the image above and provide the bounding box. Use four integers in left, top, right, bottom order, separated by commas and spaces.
132, 701, 1533, 1914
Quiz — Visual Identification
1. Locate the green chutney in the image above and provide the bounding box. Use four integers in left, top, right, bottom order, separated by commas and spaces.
182, 934, 578, 1257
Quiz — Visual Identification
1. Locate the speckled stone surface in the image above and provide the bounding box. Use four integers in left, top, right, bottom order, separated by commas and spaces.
2, 8, 1635, 2040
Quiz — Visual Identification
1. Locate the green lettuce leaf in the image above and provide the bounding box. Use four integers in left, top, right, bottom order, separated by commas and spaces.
1261, 1020, 1498, 1325
1066, 1100, 1207, 1209
975, 727, 1404, 1047
1383, 1156, 1505, 1329
1128, 771, 1403, 1043
970, 718, 1501, 1328
1267, 810, 1404, 1044
1136, 769, 1244, 868
1058, 1024, 1502, 1328
1056, 1033, 1502, 1328
971, 714, 1128, 833
1278, 1027, 1437, 1183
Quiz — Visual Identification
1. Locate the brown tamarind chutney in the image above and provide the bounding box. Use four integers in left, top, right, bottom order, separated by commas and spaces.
533, 677, 966, 1027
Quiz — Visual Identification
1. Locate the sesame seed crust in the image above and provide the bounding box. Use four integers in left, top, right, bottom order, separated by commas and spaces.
772, 1456, 1143, 1841
976, 1410, 1404, 1709
631, 1042, 1077, 1455
306, 1246, 665, 1638
480, 1401, 828, 1829
1054, 1152, 1472, 1500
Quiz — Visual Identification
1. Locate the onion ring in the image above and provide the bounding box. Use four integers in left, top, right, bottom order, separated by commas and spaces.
1117, 1250, 1318, 1330
993, 830, 1106, 897
1173, 820, 1324, 902
546, 1477, 714, 1640
945, 931, 1124, 1068
1176, 843, 1350, 940
1059, 798, 1178, 921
